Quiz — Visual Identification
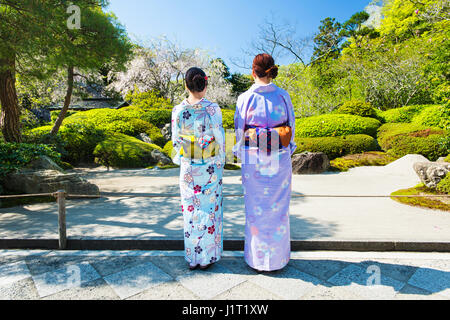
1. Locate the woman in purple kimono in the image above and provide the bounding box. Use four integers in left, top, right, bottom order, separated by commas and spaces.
172, 68, 226, 270
233, 54, 297, 271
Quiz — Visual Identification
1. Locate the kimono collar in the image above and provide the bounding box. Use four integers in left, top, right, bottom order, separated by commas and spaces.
183, 97, 208, 106
250, 82, 278, 93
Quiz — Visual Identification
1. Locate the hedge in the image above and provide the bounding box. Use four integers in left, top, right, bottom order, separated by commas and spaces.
295, 114, 381, 138
25, 123, 106, 164
294, 134, 379, 159
141, 109, 172, 128
378, 105, 426, 123
0, 142, 61, 177
377, 123, 448, 161
336, 100, 377, 118
93, 133, 163, 168
222, 109, 235, 130
330, 152, 396, 172
412, 104, 449, 129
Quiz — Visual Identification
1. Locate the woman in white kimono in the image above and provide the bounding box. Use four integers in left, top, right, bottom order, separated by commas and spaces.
172, 67, 226, 270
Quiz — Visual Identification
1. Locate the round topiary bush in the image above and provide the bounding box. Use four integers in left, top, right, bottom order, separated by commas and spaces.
378, 105, 426, 124
93, 133, 163, 168
141, 109, 172, 128
221, 109, 235, 130
337, 100, 377, 118
377, 123, 448, 161
412, 104, 449, 129
296, 114, 381, 138
163, 141, 175, 160
294, 134, 379, 159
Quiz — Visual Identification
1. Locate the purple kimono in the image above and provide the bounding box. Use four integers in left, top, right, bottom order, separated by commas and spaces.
233, 83, 297, 271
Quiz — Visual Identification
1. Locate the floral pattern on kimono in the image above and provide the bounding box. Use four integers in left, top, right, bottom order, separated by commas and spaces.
172, 98, 226, 267
233, 83, 296, 271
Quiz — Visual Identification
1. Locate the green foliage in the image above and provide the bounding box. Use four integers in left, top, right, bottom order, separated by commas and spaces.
163, 141, 175, 160
437, 173, 450, 194
412, 104, 450, 129
330, 152, 396, 172
294, 134, 379, 159
229, 73, 253, 95
336, 100, 377, 118
51, 110, 77, 123
378, 105, 427, 123
141, 109, 172, 128
128, 119, 166, 147
126, 89, 172, 110
445, 154, 450, 162
25, 123, 105, 164
221, 110, 235, 130
377, 123, 448, 161
379, 129, 448, 161
93, 133, 163, 168
296, 114, 381, 138
0, 142, 61, 177
391, 183, 450, 211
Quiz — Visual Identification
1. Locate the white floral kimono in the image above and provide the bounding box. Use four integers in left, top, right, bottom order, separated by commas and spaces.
172, 98, 226, 267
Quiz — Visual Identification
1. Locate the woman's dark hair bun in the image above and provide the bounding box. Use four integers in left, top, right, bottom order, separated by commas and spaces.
185, 67, 207, 93
252, 53, 278, 79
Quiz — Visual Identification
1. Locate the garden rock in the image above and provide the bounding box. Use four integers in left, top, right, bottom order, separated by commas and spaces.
292, 152, 330, 174
413, 162, 450, 188
151, 149, 172, 165
161, 123, 171, 142
26, 155, 64, 172
5, 169, 100, 196
137, 133, 154, 144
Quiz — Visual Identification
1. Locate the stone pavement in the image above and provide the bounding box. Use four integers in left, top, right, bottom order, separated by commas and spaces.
0, 250, 449, 300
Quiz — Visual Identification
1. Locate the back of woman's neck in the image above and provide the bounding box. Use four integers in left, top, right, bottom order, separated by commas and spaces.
187, 94, 204, 105
254, 78, 271, 85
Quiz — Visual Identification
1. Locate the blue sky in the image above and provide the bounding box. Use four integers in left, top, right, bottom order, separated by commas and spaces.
107, 0, 372, 73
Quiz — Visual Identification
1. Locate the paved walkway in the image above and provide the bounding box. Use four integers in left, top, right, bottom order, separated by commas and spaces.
0, 155, 449, 241
0, 250, 449, 300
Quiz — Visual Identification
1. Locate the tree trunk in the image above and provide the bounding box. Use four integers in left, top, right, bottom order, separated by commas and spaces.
51, 65, 74, 136
0, 54, 21, 143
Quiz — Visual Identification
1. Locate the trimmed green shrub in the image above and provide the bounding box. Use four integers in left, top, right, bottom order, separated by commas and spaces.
294, 134, 379, 159
445, 154, 450, 162
141, 109, 172, 128
26, 123, 106, 164
163, 141, 175, 160
93, 133, 163, 168
337, 100, 377, 118
296, 114, 381, 138
377, 123, 447, 160
437, 173, 450, 194
222, 109, 235, 130
125, 89, 172, 110
378, 105, 426, 123
0, 142, 61, 177
412, 104, 449, 129
127, 119, 165, 147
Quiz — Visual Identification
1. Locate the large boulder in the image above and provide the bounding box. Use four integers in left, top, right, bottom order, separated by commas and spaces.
26, 155, 64, 172
4, 169, 100, 196
413, 162, 450, 188
292, 152, 330, 174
